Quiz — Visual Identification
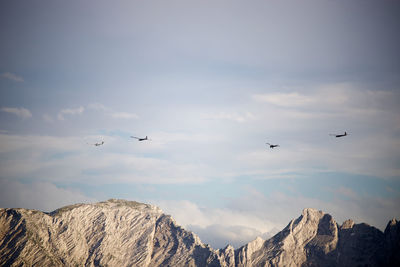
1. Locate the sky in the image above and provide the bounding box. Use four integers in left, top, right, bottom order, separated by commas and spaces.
1, 0, 400, 249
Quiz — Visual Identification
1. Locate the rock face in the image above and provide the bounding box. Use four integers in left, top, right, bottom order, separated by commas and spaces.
0, 199, 222, 267
0, 200, 399, 266
241, 209, 389, 267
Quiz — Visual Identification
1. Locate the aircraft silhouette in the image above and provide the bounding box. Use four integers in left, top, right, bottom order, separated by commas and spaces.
330, 132, 348, 138
87, 141, 104, 146
131, 136, 150, 141
266, 143, 280, 149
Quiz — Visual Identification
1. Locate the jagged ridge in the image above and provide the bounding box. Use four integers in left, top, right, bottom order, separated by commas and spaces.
0, 200, 399, 266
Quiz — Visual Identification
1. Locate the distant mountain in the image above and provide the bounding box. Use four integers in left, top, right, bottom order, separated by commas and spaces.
0, 199, 399, 266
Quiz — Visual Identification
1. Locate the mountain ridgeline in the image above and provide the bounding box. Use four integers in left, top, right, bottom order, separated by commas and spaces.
0, 199, 399, 266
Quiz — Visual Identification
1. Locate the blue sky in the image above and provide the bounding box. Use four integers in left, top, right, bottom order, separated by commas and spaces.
1, 0, 400, 249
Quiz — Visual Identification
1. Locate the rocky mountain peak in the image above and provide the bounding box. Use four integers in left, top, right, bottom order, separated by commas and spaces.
301, 207, 324, 218
1, 202, 399, 266
388, 218, 398, 227
384, 217, 400, 265
340, 219, 355, 229
49, 199, 162, 217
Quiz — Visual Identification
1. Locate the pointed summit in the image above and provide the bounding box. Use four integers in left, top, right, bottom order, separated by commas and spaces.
1, 201, 399, 266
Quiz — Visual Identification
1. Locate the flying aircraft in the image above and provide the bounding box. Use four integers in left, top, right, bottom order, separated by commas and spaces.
131, 136, 150, 141
330, 131, 348, 138
266, 143, 280, 149
87, 141, 104, 146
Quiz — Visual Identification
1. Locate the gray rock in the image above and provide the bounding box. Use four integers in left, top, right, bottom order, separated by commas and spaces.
0, 200, 399, 266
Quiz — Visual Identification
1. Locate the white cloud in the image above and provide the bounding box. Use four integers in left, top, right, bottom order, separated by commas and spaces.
87, 103, 139, 119
154, 199, 280, 249
188, 224, 273, 249
0, 133, 210, 184
234, 134, 400, 179
205, 111, 256, 123
1, 107, 32, 119
160, 188, 394, 250
57, 106, 85, 120
111, 112, 139, 119
42, 113, 54, 123
242, 83, 400, 179
228, 186, 400, 233
0, 72, 24, 82
252, 84, 399, 118
335, 186, 358, 200
252, 92, 316, 107
0, 179, 96, 212
87, 103, 108, 111
252, 84, 352, 111
147, 131, 224, 148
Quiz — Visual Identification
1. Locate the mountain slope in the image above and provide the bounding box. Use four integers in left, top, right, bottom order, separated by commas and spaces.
235, 208, 392, 267
0, 199, 399, 266
0, 200, 222, 266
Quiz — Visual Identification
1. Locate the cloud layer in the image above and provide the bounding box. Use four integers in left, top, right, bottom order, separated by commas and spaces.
1, 107, 32, 119
0, 179, 96, 212
155, 183, 400, 248
57, 106, 85, 120
0, 0, 399, 252
1, 72, 24, 82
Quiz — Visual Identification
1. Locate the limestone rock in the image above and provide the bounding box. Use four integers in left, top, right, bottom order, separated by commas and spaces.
233, 208, 398, 267
1, 200, 399, 266
235, 236, 264, 267
384, 218, 400, 266
217, 245, 235, 267
0, 199, 222, 267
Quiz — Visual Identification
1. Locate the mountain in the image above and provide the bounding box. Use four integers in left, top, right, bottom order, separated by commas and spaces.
0, 199, 399, 266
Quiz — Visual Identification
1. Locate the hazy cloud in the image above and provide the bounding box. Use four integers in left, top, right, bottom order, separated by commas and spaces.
0, 179, 96, 212
252, 85, 349, 110
87, 103, 138, 119
0, 72, 24, 82
42, 113, 54, 123
1, 107, 32, 119
252, 84, 399, 116
57, 106, 85, 120
87, 103, 108, 111
205, 111, 256, 123
153, 183, 400, 248
253, 92, 316, 107
228, 186, 400, 232
111, 112, 139, 119
0, 1, 399, 251
236, 135, 400, 179
155, 199, 280, 249
0, 133, 210, 184
188, 224, 268, 249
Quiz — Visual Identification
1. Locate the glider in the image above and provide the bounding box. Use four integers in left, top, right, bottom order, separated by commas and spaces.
266, 143, 280, 149
131, 136, 150, 141
87, 141, 104, 146
329, 132, 348, 138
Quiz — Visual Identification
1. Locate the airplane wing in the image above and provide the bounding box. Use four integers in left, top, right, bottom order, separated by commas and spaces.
87, 142, 98, 146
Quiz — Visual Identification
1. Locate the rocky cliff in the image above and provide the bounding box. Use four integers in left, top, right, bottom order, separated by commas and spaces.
0, 199, 399, 266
